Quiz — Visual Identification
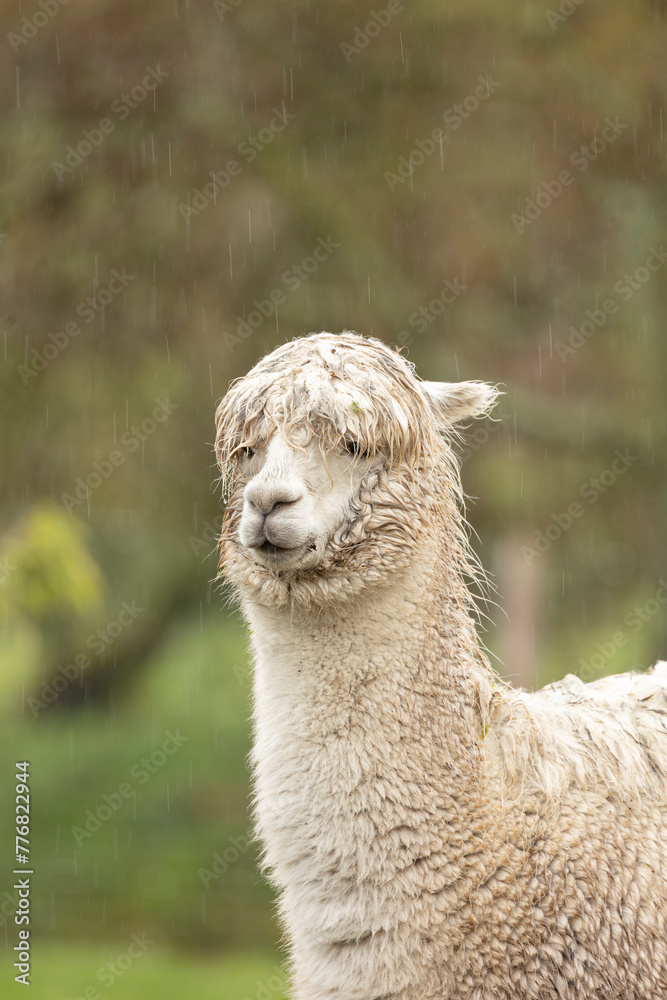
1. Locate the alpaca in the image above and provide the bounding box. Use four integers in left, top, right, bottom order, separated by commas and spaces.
214, 331, 667, 1000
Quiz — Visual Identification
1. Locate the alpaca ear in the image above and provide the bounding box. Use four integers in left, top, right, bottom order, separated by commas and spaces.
421, 380, 499, 429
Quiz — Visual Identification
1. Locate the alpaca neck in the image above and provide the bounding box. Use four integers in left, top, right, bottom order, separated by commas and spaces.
244, 536, 492, 844
245, 535, 483, 691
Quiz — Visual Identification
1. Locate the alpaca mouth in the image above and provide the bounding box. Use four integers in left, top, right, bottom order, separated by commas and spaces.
248, 538, 318, 568
253, 538, 306, 560
258, 540, 290, 556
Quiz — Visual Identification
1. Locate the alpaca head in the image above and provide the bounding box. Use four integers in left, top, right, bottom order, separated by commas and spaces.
215, 332, 498, 607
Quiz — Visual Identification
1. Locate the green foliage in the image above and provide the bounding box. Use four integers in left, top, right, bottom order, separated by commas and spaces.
1, 503, 105, 621
1, 0, 665, 678
0, 0, 666, 974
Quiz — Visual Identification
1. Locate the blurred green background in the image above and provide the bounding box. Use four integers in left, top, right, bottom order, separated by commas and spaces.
1, 0, 667, 996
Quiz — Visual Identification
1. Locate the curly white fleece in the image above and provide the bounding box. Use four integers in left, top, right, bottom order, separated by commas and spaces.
216, 332, 667, 1000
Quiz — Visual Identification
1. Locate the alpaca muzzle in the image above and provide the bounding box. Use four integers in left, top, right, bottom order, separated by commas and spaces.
238, 483, 313, 558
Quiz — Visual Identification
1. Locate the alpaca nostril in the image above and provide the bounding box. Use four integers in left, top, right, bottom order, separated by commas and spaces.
246, 488, 304, 518
265, 498, 298, 516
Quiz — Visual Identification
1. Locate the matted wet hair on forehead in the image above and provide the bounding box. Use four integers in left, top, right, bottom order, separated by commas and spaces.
215, 333, 438, 472
215, 331, 498, 476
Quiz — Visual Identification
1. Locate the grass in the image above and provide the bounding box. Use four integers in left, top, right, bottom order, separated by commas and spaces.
0, 608, 280, 991
0, 944, 287, 1000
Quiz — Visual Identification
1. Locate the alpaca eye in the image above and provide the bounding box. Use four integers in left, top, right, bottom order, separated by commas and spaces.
346, 439, 366, 458
242, 447, 254, 459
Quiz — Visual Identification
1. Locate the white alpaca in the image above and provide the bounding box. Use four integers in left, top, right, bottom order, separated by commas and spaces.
215, 332, 667, 1000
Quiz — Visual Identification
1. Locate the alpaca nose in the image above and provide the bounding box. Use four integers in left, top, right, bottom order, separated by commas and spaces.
245, 481, 304, 517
